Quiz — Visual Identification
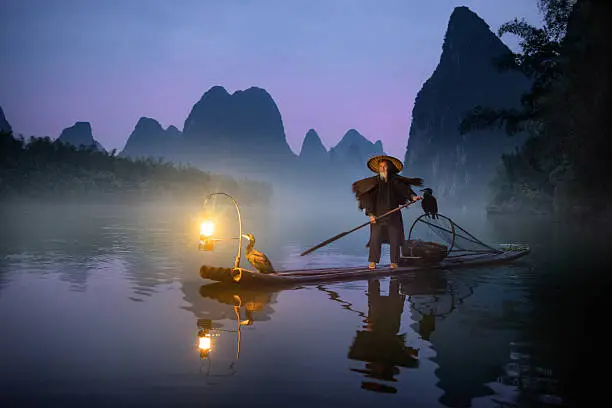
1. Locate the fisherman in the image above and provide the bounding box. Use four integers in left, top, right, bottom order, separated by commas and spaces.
352, 155, 423, 269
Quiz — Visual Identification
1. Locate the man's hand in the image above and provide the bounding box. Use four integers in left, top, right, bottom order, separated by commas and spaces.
369, 215, 376, 224
410, 195, 423, 202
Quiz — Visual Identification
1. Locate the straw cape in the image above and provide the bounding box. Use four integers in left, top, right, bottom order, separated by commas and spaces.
353, 155, 423, 203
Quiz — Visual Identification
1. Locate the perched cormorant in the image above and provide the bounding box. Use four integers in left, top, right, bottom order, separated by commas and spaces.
242, 233, 275, 274
421, 188, 438, 219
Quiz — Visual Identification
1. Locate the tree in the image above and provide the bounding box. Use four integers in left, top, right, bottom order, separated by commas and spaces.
459, 0, 576, 137
0, 130, 272, 205
455, 0, 612, 214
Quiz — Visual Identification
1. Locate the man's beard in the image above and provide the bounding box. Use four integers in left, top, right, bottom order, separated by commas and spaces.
379, 171, 387, 181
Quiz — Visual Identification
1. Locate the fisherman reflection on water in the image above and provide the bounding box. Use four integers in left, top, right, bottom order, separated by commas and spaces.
193, 276, 463, 396
348, 278, 420, 394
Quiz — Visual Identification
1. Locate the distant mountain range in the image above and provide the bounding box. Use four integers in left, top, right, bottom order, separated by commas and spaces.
2, 6, 530, 209
116, 85, 385, 185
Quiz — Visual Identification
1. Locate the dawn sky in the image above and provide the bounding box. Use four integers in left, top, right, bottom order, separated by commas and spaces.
1, 0, 542, 160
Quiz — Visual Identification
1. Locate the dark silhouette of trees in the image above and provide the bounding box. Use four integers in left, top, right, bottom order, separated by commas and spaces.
459, 0, 611, 216
0, 130, 272, 205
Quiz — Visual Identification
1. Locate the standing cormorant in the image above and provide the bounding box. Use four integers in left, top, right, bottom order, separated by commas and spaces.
242, 233, 275, 274
421, 188, 439, 219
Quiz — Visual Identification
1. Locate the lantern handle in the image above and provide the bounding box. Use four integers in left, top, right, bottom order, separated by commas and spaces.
203, 192, 244, 271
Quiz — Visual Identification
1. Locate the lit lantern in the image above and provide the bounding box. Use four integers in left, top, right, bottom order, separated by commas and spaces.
197, 192, 246, 271
198, 220, 215, 251
200, 220, 215, 237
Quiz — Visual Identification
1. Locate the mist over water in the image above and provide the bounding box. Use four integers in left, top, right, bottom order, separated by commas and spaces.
0, 197, 609, 407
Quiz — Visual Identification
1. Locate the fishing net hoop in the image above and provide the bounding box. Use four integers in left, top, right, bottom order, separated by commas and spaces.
407, 214, 501, 258
408, 214, 456, 253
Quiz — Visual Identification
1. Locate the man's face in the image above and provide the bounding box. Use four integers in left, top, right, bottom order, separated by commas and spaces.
379, 161, 388, 178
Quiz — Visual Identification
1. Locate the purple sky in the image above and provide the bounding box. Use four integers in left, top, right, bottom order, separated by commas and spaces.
1, 0, 542, 159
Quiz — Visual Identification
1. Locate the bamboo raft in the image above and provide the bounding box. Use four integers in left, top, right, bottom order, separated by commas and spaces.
199, 246, 530, 287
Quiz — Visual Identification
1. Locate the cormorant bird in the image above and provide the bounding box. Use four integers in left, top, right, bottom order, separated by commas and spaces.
242, 233, 275, 274
421, 188, 438, 219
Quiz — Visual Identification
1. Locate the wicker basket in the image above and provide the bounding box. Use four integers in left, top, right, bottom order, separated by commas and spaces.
399, 239, 448, 266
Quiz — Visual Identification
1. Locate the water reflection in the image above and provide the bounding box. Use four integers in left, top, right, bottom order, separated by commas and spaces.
479, 341, 563, 407
1, 203, 598, 406
181, 281, 278, 322
0, 204, 235, 300
0, 263, 10, 297
316, 270, 549, 406
346, 278, 419, 394
181, 281, 280, 382
331, 272, 470, 396
404, 271, 474, 341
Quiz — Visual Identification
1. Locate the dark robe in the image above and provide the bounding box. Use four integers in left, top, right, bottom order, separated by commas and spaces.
352, 173, 423, 248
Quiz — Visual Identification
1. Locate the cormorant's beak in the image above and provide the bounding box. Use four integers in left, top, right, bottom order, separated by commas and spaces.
241, 234, 250, 240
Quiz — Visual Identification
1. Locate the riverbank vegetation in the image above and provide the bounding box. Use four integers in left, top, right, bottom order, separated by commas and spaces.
460, 0, 610, 218
0, 130, 272, 206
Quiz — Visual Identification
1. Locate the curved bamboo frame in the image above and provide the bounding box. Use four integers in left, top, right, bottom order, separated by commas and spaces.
407, 213, 457, 253
202, 192, 244, 282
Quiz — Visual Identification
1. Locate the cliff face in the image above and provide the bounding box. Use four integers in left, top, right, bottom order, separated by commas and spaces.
299, 129, 328, 164
330, 129, 385, 179
120, 117, 180, 160
57, 122, 105, 151
403, 6, 530, 209
292, 128, 385, 190
0, 106, 11, 133
181, 86, 297, 176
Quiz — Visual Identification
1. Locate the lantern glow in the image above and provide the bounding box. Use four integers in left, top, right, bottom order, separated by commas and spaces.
198, 335, 212, 352
200, 220, 215, 237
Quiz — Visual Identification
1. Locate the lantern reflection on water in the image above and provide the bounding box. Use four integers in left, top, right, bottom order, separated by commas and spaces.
196, 319, 217, 359
195, 295, 254, 364
198, 334, 211, 352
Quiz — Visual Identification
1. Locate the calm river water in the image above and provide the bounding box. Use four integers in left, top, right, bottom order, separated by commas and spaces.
0, 202, 609, 407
